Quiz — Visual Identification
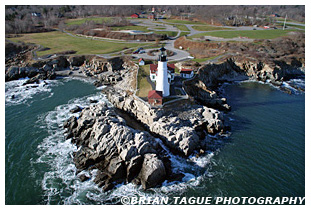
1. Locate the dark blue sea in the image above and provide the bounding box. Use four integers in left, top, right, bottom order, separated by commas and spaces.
5, 78, 305, 204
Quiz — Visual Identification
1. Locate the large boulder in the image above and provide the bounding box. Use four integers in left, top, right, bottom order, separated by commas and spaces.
139, 154, 166, 189
68, 55, 86, 67
5, 66, 20, 81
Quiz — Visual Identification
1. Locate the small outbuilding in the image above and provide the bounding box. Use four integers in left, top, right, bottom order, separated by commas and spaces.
180, 68, 194, 79
131, 13, 140, 18
138, 58, 145, 66
148, 90, 163, 106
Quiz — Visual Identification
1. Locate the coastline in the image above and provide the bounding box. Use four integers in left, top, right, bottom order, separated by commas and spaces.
5, 42, 305, 203
5, 77, 305, 204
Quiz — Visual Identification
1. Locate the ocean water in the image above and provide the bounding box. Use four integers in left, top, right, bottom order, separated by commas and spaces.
5, 78, 305, 204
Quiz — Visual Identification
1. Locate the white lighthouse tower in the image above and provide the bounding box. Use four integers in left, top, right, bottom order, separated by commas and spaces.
156, 46, 170, 97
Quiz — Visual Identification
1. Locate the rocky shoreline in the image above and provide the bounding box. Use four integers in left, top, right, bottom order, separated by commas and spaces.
5, 42, 305, 192
64, 103, 170, 190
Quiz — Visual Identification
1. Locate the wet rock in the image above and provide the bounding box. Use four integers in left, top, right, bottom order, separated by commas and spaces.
89, 99, 98, 103
78, 174, 90, 182
70, 106, 83, 113
64, 103, 169, 191
5, 66, 20, 81
139, 154, 166, 189
126, 155, 143, 183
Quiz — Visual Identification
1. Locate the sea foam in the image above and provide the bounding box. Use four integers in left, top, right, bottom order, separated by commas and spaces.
5, 79, 61, 106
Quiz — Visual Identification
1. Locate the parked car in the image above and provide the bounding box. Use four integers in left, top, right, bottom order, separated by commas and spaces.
139, 50, 146, 54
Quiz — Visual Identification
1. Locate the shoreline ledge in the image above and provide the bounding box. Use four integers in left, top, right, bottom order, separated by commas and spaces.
63, 87, 226, 191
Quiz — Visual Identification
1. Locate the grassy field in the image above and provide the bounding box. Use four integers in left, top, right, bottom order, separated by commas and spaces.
7, 31, 148, 57
192, 25, 233, 31
179, 32, 191, 37
65, 17, 115, 25
110, 25, 150, 32
171, 24, 190, 31
190, 29, 298, 39
137, 65, 152, 97
286, 24, 305, 30
153, 31, 178, 37
152, 27, 167, 30
163, 19, 205, 25
275, 22, 305, 30
276, 17, 305, 24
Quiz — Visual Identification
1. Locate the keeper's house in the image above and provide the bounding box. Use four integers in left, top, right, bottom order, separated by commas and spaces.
149, 63, 175, 83
148, 90, 163, 106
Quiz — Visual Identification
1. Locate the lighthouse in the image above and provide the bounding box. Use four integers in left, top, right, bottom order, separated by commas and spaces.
156, 46, 170, 97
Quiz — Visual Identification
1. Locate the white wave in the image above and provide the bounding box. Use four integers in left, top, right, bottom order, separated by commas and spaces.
35, 91, 109, 204
61, 76, 96, 84
33, 85, 221, 204
5, 79, 61, 106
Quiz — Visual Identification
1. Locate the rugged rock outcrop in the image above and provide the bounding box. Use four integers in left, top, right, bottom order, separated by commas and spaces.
183, 58, 305, 107
63, 103, 169, 191
103, 88, 225, 156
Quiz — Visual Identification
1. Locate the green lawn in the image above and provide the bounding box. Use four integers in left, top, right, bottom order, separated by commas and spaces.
152, 27, 167, 30
164, 19, 205, 25
153, 31, 178, 37
7, 31, 148, 57
137, 65, 152, 97
179, 32, 191, 37
192, 25, 232, 31
110, 25, 149, 32
275, 22, 305, 30
276, 17, 305, 24
190, 29, 298, 39
65, 17, 115, 25
284, 23, 305, 30
171, 24, 190, 31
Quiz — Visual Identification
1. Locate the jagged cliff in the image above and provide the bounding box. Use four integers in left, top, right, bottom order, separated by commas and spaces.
183, 58, 305, 107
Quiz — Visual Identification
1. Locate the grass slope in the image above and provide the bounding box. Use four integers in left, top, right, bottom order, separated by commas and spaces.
163, 19, 205, 25
137, 65, 152, 97
8, 31, 148, 56
192, 25, 233, 31
190, 29, 298, 39
65, 17, 114, 25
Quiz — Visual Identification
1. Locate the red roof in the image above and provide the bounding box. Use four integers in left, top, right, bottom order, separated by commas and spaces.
150, 63, 175, 74
167, 64, 175, 71
139, 58, 144, 62
180, 68, 193, 74
131, 13, 140, 18
148, 90, 163, 99
150, 64, 157, 74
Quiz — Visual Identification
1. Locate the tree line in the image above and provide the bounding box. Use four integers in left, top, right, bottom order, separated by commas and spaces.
5, 5, 305, 34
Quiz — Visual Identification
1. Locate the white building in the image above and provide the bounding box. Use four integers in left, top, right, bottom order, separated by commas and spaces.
155, 47, 170, 97
180, 68, 194, 79
138, 58, 145, 66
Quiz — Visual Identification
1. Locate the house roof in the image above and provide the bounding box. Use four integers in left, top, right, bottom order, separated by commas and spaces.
150, 64, 157, 74
150, 63, 175, 74
131, 13, 140, 17
167, 64, 175, 71
139, 58, 144, 62
180, 68, 193, 74
148, 90, 163, 99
